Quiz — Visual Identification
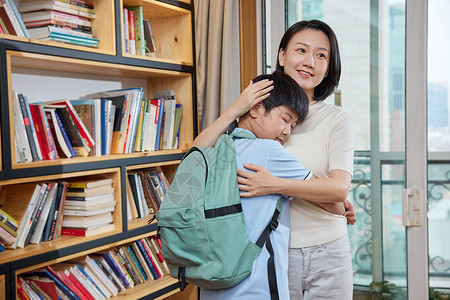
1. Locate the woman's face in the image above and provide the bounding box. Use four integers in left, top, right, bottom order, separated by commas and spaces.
278, 28, 331, 102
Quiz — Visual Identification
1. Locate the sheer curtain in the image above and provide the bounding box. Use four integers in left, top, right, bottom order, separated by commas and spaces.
195, 0, 240, 130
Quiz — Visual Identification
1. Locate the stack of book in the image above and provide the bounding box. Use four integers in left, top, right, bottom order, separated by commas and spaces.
17, 236, 169, 299
0, 182, 68, 249
0, 0, 30, 37
123, 6, 157, 57
62, 178, 116, 237
19, 0, 99, 47
127, 167, 170, 219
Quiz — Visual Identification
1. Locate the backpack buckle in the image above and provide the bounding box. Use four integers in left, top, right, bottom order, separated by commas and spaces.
270, 217, 279, 231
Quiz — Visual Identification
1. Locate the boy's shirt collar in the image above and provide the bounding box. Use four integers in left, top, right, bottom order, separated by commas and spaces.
231, 127, 257, 138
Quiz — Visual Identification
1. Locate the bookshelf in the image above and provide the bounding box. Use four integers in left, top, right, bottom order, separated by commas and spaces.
0, 0, 197, 299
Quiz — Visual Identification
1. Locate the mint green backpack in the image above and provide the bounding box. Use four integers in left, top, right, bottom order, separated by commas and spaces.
154, 131, 282, 295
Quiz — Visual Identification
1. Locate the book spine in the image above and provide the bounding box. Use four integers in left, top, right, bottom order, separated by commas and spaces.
6, 0, 29, 37
128, 10, 136, 55
102, 253, 128, 288
137, 239, 159, 279
24, 183, 51, 246
63, 100, 95, 147
40, 104, 59, 159
109, 249, 135, 288
17, 93, 40, 161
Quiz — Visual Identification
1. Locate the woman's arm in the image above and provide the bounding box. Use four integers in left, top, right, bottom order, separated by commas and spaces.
238, 166, 352, 203
192, 80, 273, 147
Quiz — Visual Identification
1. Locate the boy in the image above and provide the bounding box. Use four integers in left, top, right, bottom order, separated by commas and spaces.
200, 71, 344, 299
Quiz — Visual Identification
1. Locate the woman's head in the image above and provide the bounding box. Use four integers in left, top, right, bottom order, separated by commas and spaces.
276, 20, 341, 101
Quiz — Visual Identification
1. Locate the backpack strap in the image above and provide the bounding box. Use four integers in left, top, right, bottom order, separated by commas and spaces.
255, 196, 284, 300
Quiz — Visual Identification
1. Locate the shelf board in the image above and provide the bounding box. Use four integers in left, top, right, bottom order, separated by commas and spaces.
122, 53, 193, 67
128, 214, 156, 230
0, 228, 121, 265
7, 51, 189, 78
29, 38, 116, 56
124, 0, 190, 18
112, 275, 179, 299
11, 149, 187, 170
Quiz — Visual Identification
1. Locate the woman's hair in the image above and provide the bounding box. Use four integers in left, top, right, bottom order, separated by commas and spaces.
252, 71, 309, 123
275, 20, 341, 101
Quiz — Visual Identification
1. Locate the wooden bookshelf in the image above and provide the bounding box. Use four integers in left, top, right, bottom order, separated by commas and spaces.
0, 1, 197, 299
121, 0, 193, 65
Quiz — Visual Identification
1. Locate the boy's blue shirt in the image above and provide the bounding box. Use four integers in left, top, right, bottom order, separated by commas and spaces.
201, 128, 312, 300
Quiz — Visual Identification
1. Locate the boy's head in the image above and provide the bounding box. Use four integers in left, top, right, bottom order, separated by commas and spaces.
238, 71, 309, 144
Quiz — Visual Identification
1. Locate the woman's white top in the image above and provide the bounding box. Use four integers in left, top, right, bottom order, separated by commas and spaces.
284, 101, 355, 248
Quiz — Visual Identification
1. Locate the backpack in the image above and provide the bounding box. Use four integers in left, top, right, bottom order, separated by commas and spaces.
154, 130, 282, 298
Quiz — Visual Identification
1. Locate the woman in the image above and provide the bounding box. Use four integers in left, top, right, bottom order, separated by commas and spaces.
193, 20, 354, 300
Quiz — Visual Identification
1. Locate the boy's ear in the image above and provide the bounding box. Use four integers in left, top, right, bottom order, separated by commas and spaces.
249, 103, 263, 119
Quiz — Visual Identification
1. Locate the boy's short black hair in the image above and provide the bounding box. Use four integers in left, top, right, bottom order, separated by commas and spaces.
253, 71, 309, 123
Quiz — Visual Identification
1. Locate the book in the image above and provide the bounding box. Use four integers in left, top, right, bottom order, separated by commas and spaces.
128, 6, 144, 56
127, 9, 136, 55
83, 256, 118, 296
29, 102, 58, 160
0, 226, 15, 244
118, 247, 142, 284
18, 277, 41, 300
97, 251, 130, 288
61, 223, 114, 237
16, 94, 41, 161
62, 212, 112, 228
43, 182, 64, 241
121, 246, 144, 283
19, 0, 96, 19
65, 184, 114, 197
81, 264, 112, 299
69, 266, 102, 300
150, 98, 164, 150
24, 183, 52, 246
123, 7, 128, 53
12, 91, 33, 163
22, 9, 92, 27
29, 183, 58, 244
0, 208, 18, 236
109, 249, 134, 288
134, 99, 146, 152
131, 241, 153, 280
63, 205, 115, 216
66, 177, 113, 189
42, 263, 82, 300
148, 237, 170, 275
53, 182, 68, 239
1, 0, 28, 37
95, 255, 125, 291
45, 108, 76, 158
0, 3, 17, 35
173, 104, 183, 149
143, 19, 157, 57
71, 99, 101, 156
136, 239, 159, 279
25, 276, 59, 300
51, 105, 90, 157
114, 248, 138, 286
137, 171, 158, 214
125, 178, 139, 219
44, 99, 95, 148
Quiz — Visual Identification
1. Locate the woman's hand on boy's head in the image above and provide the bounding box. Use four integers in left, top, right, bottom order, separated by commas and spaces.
230, 80, 274, 118
237, 163, 276, 197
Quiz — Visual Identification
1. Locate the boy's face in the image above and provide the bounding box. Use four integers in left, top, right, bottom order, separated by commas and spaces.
252, 105, 298, 144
